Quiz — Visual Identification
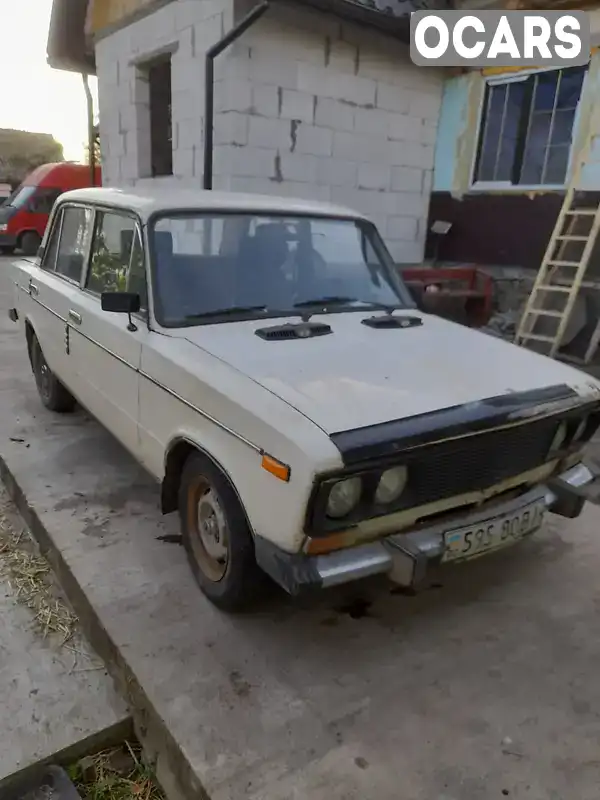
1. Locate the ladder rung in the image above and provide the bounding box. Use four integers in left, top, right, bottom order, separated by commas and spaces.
564, 209, 598, 216
547, 260, 582, 267
556, 235, 588, 241
527, 308, 565, 318
519, 333, 556, 343
536, 285, 572, 293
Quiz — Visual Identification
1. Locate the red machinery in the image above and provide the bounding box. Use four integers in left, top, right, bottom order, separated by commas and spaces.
400, 266, 494, 328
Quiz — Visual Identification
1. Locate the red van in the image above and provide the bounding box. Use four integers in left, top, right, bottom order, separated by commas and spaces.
0, 162, 101, 256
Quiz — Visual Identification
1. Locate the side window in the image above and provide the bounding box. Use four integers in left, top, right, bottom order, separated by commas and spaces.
87, 212, 147, 311
30, 188, 62, 215
55, 206, 93, 283
41, 208, 64, 272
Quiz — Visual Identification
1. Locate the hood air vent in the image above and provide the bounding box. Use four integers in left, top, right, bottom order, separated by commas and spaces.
361, 314, 423, 329
255, 321, 332, 341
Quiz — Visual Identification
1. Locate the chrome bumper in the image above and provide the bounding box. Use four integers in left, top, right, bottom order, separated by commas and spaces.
313, 462, 596, 590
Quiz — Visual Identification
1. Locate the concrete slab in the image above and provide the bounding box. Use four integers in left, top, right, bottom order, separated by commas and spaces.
4, 261, 600, 799
0, 484, 130, 789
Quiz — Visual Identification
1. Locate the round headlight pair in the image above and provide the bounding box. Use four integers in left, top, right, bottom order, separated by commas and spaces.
375, 466, 408, 505
325, 466, 408, 519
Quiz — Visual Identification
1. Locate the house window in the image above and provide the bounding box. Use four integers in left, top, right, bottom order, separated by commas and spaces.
474, 65, 587, 187
148, 57, 173, 177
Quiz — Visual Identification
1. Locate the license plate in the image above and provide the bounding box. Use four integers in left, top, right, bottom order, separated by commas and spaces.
442, 499, 546, 564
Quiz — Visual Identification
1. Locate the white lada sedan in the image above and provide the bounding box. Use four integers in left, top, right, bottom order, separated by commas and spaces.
8, 187, 600, 611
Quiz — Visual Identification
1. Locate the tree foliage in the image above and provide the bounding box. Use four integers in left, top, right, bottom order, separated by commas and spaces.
0, 129, 64, 186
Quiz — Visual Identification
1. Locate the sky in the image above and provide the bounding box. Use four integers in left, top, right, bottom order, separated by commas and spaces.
0, 0, 98, 161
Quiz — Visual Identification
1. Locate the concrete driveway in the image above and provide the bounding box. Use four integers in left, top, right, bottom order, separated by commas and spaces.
1, 255, 600, 800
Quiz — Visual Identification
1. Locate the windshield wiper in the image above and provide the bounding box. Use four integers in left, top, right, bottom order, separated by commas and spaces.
294, 297, 404, 312
294, 296, 369, 308
185, 304, 268, 319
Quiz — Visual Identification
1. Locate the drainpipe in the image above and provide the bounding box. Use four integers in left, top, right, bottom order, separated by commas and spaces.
82, 73, 96, 186
203, 1, 269, 190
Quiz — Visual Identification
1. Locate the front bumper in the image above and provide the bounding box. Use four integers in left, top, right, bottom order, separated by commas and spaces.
255, 463, 598, 596
0, 232, 17, 248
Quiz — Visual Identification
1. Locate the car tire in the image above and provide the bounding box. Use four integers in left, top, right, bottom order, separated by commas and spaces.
178, 451, 266, 611
20, 231, 41, 257
31, 337, 76, 413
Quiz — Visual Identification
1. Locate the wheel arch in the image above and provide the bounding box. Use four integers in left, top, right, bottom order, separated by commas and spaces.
24, 317, 38, 368
17, 228, 41, 248
161, 436, 254, 531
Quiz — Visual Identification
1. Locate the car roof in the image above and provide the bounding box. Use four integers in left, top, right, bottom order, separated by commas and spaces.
57, 186, 369, 222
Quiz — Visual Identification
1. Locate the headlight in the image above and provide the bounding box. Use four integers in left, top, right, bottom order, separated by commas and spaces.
375, 466, 408, 505
550, 421, 568, 453
0, 224, 7, 233
573, 417, 588, 443
326, 477, 362, 518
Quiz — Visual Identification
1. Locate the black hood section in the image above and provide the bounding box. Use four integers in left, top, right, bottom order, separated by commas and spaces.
329, 383, 592, 464
0, 206, 16, 224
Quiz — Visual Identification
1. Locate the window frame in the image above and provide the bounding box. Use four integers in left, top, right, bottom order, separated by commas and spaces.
470, 64, 588, 193
82, 205, 149, 321
39, 202, 95, 288
148, 56, 173, 178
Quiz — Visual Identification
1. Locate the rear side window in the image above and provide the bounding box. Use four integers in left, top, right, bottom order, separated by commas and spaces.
41, 208, 63, 272
54, 206, 93, 283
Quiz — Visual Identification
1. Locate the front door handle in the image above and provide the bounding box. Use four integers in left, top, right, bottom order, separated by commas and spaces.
68, 309, 82, 325
29, 281, 39, 297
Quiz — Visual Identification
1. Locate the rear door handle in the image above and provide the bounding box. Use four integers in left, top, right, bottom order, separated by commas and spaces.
29, 281, 39, 297
68, 309, 82, 325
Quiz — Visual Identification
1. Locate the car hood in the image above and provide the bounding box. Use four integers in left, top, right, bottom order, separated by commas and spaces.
179, 312, 600, 434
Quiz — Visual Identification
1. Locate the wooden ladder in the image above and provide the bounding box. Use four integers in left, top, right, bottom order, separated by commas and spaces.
514, 179, 600, 364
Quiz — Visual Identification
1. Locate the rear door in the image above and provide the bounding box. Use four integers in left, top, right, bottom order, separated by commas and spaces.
67, 208, 149, 458
20, 203, 93, 399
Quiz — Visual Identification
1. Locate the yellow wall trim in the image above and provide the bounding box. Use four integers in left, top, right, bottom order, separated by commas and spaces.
482, 46, 599, 75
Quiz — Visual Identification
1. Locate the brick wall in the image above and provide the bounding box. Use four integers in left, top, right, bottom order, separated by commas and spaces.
94, 0, 443, 262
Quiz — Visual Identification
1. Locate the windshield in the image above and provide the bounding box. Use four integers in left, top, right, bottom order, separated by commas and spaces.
4, 185, 36, 208
150, 213, 413, 326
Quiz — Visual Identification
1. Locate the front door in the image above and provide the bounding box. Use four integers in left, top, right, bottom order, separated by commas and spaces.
67, 208, 148, 459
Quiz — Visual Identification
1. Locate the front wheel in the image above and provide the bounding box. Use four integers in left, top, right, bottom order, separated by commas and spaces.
31, 337, 76, 413
20, 231, 41, 257
178, 452, 266, 611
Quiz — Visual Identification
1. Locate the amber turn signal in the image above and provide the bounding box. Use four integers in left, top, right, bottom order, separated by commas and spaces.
261, 453, 291, 482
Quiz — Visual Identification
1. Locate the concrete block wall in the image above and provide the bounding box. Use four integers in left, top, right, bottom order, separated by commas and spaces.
214, 0, 443, 262
95, 0, 443, 262
95, 0, 233, 190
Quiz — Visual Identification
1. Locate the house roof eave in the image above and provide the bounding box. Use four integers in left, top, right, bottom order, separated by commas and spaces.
47, 0, 96, 75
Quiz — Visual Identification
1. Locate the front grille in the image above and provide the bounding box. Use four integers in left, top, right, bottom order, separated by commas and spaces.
397, 416, 559, 511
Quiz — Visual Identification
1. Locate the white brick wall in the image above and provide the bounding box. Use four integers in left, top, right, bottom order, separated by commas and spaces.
95, 0, 443, 262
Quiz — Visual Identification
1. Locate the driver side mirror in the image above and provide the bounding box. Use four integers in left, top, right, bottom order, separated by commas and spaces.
101, 291, 141, 332
101, 291, 141, 314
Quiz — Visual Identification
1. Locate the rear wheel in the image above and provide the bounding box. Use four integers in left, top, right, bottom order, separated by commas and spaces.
31, 337, 75, 413
20, 231, 41, 257
178, 451, 266, 611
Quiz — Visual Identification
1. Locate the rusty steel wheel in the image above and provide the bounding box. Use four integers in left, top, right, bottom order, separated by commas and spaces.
31, 337, 75, 413
178, 451, 267, 611
186, 476, 230, 583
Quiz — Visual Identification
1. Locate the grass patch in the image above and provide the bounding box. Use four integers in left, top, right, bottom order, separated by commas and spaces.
0, 495, 77, 646
69, 742, 165, 800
